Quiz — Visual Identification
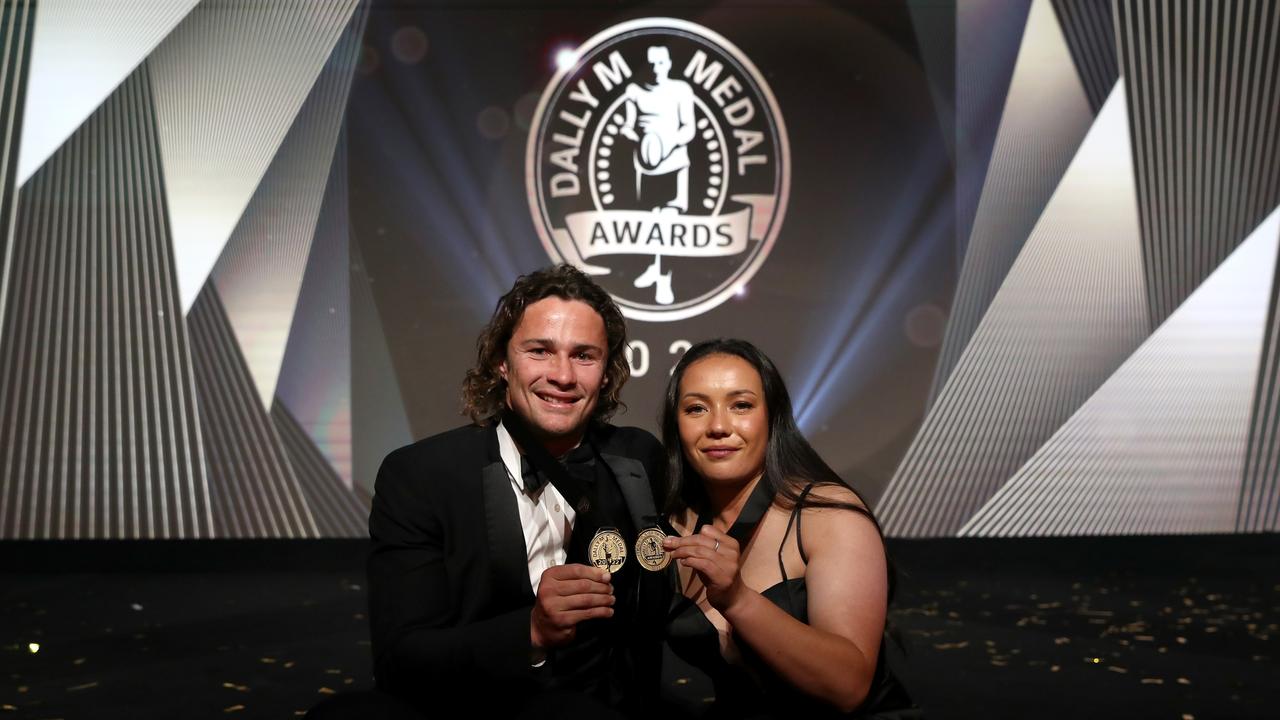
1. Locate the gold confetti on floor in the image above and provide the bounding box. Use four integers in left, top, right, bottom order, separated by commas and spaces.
223, 705, 245, 713
318, 687, 336, 695
1177, 677, 1191, 685
66, 681, 99, 692
1141, 678, 1164, 685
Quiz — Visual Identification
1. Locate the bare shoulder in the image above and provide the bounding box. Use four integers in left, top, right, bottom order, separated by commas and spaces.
800, 483, 875, 526
802, 482, 869, 511
796, 483, 883, 555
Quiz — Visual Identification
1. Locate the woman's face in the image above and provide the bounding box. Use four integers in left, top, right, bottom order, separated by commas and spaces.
676, 353, 769, 490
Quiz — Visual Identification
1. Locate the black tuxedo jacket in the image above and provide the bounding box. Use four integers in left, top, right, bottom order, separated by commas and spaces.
367, 420, 668, 713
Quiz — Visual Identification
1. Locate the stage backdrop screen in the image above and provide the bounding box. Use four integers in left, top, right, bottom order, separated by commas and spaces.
1, 0, 1278, 539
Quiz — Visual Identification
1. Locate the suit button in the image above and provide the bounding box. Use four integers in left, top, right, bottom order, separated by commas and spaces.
554, 504, 561, 513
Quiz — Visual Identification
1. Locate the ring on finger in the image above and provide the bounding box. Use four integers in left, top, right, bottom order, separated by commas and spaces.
713, 540, 720, 552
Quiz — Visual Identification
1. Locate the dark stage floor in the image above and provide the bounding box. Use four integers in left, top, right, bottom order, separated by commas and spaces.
1, 535, 1275, 719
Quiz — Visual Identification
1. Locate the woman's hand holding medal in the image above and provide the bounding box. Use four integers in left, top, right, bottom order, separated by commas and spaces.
664, 525, 749, 615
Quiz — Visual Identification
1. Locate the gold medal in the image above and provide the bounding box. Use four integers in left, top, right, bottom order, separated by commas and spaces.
588, 527, 627, 573
634, 527, 670, 572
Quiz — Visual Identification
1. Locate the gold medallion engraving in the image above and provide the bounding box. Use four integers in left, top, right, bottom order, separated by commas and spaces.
634, 527, 670, 572
588, 527, 627, 573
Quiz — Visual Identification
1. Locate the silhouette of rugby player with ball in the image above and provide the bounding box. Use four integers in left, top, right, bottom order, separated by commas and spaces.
619, 46, 695, 306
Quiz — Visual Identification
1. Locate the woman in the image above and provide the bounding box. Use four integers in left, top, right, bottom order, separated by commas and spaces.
661, 339, 917, 718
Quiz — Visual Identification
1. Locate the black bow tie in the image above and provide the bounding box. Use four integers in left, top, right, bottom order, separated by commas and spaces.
519, 455, 548, 494
519, 444, 595, 495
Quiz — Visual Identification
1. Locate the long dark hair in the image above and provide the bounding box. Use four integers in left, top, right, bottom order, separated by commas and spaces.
661, 338, 880, 532
461, 264, 629, 423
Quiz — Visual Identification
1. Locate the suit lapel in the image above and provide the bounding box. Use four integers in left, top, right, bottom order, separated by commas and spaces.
481, 428, 534, 604
599, 452, 657, 530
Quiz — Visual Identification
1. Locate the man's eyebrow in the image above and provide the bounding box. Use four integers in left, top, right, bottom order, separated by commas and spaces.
516, 338, 605, 352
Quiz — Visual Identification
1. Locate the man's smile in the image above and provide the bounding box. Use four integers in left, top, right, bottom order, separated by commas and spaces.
535, 390, 581, 409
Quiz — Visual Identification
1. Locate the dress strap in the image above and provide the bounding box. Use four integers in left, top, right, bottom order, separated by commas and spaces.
776, 483, 816, 584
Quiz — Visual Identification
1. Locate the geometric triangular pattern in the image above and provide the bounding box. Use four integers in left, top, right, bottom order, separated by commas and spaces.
0, 0, 36, 341
271, 401, 367, 538
350, 236, 413, 498
16, 0, 199, 187
151, 0, 359, 312
275, 131, 354, 488
1050, 0, 1118, 114
1239, 205, 1280, 533
953, 0, 1032, 271
1117, 1, 1280, 330
187, 284, 319, 538
879, 82, 1149, 537
962, 206, 1280, 536
209, 2, 367, 408
0, 66, 213, 538
906, 0, 957, 164
932, 0, 1096, 405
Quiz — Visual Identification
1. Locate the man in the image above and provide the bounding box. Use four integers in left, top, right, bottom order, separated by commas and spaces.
619, 45, 697, 306
621, 45, 696, 214
365, 265, 667, 717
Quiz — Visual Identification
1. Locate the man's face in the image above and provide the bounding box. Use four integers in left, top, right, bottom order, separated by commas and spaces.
500, 297, 609, 452
648, 47, 671, 80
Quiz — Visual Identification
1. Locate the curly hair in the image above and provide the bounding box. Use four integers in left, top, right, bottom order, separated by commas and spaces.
462, 264, 630, 424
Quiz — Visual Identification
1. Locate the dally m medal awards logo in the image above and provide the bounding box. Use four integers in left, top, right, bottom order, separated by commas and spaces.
527, 18, 790, 321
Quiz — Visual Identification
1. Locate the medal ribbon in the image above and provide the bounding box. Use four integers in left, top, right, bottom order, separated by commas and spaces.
666, 477, 775, 623
694, 475, 775, 548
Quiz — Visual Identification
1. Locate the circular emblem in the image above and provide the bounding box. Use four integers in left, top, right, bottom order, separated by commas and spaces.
527, 18, 790, 322
588, 527, 628, 573
634, 527, 670, 572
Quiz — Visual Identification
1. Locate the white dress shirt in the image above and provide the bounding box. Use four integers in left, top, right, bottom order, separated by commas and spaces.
496, 420, 577, 595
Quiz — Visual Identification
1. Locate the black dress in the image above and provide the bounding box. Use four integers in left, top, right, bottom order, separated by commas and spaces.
666, 485, 921, 719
